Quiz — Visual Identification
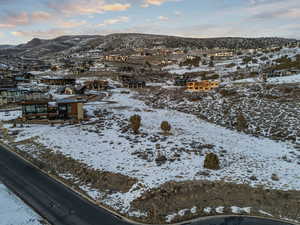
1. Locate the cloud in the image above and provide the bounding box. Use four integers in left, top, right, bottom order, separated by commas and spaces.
31, 11, 53, 21
158, 16, 169, 21
11, 28, 70, 39
101, 3, 131, 11
174, 10, 182, 16
141, 0, 183, 8
0, 11, 54, 28
97, 16, 129, 27
0, 12, 29, 28
58, 20, 87, 28
245, 0, 300, 20
49, 0, 131, 16
10, 31, 23, 37
253, 8, 300, 19
0, 23, 15, 28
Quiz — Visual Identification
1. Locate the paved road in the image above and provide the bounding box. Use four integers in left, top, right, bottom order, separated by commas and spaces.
0, 145, 295, 225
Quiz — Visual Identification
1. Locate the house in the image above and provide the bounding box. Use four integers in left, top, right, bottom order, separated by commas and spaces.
186, 80, 219, 92
64, 87, 75, 95
268, 69, 295, 78
119, 74, 134, 83
21, 100, 54, 120
0, 88, 27, 105
118, 75, 146, 88
21, 99, 85, 121
0, 78, 17, 89
123, 80, 146, 89
161, 59, 177, 66
208, 51, 234, 60
186, 55, 198, 60
56, 99, 85, 120
174, 74, 196, 86
84, 80, 109, 91
105, 55, 129, 62
12, 72, 36, 83
174, 76, 192, 86
0, 88, 48, 106
40, 77, 76, 86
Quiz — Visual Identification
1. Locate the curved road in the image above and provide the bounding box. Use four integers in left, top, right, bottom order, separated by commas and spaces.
0, 144, 295, 225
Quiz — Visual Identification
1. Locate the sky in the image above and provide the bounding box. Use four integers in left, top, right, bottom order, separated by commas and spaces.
0, 0, 300, 45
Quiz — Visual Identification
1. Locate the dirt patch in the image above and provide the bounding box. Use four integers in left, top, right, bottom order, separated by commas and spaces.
13, 139, 137, 194
131, 180, 300, 224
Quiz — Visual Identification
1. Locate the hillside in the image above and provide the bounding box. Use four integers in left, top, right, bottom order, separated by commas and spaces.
0, 45, 14, 49
0, 33, 297, 58
0, 35, 101, 58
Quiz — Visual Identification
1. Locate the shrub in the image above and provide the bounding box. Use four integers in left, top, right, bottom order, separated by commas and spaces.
130, 115, 141, 134
155, 151, 167, 166
236, 112, 248, 132
219, 89, 237, 97
204, 153, 220, 170
260, 56, 268, 61
225, 63, 236, 68
271, 173, 279, 181
209, 74, 220, 79
161, 121, 171, 134
243, 56, 252, 64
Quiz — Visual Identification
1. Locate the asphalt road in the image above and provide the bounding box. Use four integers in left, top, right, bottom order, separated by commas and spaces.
0, 144, 295, 225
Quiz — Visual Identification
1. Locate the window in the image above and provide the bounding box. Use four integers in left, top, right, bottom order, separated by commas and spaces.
59, 105, 67, 111
58, 104, 72, 113
36, 104, 47, 113
67, 104, 72, 113
25, 105, 36, 113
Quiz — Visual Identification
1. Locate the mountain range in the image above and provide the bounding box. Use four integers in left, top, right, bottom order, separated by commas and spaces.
0, 33, 297, 58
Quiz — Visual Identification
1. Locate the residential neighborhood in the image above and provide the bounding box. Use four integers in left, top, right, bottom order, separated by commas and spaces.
0, 1, 300, 225
0, 33, 300, 225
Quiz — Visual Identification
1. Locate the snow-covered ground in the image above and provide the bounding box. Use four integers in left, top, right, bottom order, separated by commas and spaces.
164, 48, 300, 80
0, 183, 43, 225
228, 74, 300, 84
163, 65, 214, 75
0, 110, 22, 121
8, 88, 300, 215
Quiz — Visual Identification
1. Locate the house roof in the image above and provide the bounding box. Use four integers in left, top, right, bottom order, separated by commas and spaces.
41, 77, 75, 80
56, 99, 86, 104
21, 100, 50, 105
0, 88, 26, 92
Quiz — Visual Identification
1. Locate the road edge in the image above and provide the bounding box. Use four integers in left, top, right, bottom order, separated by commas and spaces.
0, 141, 297, 225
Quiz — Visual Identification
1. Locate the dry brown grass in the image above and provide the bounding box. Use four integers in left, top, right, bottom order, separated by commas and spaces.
131, 180, 300, 224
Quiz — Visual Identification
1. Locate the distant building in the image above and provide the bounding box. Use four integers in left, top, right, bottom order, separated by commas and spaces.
12, 72, 36, 83
40, 77, 76, 86
0, 78, 17, 89
118, 75, 146, 89
21, 99, 85, 121
84, 80, 109, 91
123, 80, 146, 89
268, 69, 298, 78
186, 80, 219, 92
0, 88, 27, 105
105, 55, 129, 62
174, 76, 192, 86
63, 87, 75, 95
0, 88, 46, 106
208, 51, 234, 60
